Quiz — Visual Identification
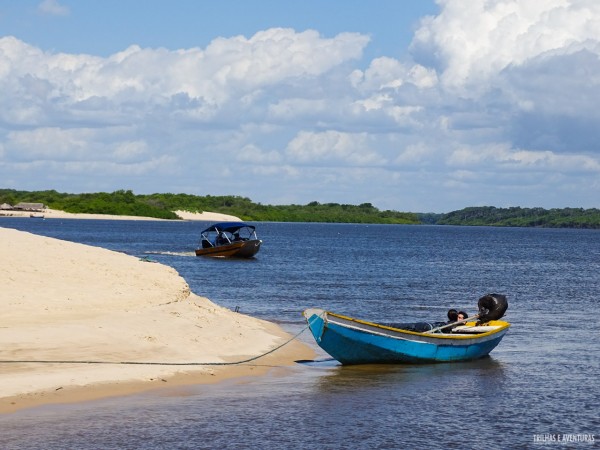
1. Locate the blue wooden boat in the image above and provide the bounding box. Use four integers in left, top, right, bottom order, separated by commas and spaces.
303, 294, 510, 365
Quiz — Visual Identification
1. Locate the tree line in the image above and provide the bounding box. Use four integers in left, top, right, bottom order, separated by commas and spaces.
1, 189, 598, 228
434, 206, 600, 229
0, 189, 419, 224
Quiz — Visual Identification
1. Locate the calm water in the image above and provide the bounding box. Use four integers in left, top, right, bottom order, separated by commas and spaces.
1, 218, 599, 449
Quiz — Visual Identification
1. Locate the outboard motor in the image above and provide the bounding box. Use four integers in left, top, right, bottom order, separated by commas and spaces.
478, 294, 508, 322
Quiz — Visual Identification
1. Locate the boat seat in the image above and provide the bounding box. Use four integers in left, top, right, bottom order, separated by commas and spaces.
452, 325, 501, 334
381, 322, 446, 333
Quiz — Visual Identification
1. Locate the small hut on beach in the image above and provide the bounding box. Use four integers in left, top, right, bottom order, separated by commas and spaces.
13, 202, 46, 211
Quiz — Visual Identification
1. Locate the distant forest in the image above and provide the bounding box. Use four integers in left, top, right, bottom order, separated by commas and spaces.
1, 189, 599, 228
0, 189, 418, 224
431, 206, 600, 229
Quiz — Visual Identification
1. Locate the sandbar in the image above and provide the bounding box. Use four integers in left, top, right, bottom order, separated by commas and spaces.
0, 227, 314, 413
0, 208, 241, 222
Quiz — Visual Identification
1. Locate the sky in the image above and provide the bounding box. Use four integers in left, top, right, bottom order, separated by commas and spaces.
1, 0, 599, 213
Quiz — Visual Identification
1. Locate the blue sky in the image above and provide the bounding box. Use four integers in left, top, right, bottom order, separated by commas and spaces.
2, 1, 437, 60
1, 0, 599, 213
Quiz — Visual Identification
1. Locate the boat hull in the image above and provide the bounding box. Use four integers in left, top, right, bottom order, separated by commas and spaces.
195, 239, 261, 258
303, 308, 509, 365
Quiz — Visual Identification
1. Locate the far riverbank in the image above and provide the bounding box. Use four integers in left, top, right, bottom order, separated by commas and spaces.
0, 208, 241, 222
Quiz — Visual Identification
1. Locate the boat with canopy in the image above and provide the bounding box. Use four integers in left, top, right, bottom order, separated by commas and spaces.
195, 222, 262, 258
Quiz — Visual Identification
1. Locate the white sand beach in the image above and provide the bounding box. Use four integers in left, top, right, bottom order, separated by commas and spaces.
173, 210, 241, 221
0, 208, 241, 222
0, 227, 313, 413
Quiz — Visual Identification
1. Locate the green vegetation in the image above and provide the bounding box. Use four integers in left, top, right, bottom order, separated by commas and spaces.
437, 206, 600, 229
0, 189, 179, 219
2, 189, 598, 228
138, 193, 419, 223
416, 212, 444, 225
0, 189, 419, 224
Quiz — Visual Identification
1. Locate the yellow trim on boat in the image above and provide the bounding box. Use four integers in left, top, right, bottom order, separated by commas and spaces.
326, 311, 510, 339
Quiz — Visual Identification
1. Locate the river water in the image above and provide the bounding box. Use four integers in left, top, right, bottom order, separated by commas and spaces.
1, 219, 598, 448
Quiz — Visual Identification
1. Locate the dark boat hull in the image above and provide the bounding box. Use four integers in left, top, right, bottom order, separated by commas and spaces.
195, 239, 261, 258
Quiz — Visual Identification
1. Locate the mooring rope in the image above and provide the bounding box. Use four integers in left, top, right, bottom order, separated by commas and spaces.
0, 323, 311, 367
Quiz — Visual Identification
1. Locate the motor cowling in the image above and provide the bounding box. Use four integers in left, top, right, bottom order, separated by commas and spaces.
478, 293, 508, 322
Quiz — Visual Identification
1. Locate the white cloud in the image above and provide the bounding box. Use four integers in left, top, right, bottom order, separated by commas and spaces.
394, 143, 436, 165
411, 0, 600, 89
236, 144, 282, 164
112, 140, 149, 161
268, 98, 330, 121
1, 3, 600, 211
447, 143, 600, 173
37, 0, 69, 16
286, 131, 382, 166
0, 29, 368, 113
249, 164, 300, 178
350, 57, 438, 91
55, 155, 177, 177
6, 128, 94, 160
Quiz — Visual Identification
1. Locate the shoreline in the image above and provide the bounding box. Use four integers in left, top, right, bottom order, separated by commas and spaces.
0, 208, 242, 222
1, 331, 311, 415
0, 227, 314, 414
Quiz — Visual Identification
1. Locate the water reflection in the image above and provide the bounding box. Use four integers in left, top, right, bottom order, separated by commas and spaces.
309, 357, 507, 393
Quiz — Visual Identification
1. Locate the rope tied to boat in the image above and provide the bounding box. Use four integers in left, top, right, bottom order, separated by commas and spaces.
0, 324, 311, 367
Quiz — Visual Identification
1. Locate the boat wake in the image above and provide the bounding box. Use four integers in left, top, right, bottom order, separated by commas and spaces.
144, 251, 196, 257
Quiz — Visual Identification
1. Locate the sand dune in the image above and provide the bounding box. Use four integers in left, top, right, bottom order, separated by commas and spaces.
0, 227, 312, 413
